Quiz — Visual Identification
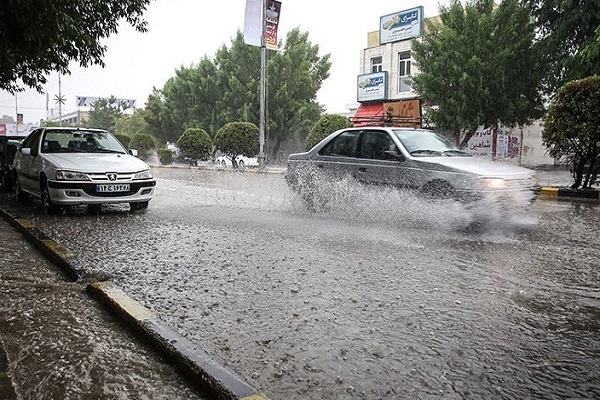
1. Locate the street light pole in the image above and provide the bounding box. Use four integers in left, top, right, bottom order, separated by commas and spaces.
258, 0, 267, 168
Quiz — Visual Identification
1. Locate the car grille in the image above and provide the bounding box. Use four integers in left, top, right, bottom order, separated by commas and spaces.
86, 172, 136, 182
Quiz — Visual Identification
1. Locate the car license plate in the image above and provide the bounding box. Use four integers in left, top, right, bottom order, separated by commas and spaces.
96, 184, 130, 193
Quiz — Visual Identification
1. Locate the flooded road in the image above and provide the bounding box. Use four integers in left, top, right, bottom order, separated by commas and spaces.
4, 167, 600, 399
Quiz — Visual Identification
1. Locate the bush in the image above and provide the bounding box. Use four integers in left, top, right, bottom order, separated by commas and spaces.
213, 122, 259, 162
543, 75, 600, 189
114, 133, 131, 149
130, 133, 156, 159
176, 128, 212, 161
305, 114, 352, 150
157, 148, 173, 165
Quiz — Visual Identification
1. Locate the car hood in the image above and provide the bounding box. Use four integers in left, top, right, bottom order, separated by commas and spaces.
44, 153, 151, 172
420, 156, 534, 178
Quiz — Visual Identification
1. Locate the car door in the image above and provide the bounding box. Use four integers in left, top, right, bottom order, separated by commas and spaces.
15, 128, 43, 192
313, 129, 362, 182
353, 129, 403, 187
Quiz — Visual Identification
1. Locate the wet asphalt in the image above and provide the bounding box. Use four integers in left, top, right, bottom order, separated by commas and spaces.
1, 164, 599, 399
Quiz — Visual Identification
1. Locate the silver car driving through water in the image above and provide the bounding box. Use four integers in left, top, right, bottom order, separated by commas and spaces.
285, 127, 538, 210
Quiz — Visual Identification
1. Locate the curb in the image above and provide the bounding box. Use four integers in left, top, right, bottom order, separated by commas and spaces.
0, 206, 270, 400
538, 186, 600, 200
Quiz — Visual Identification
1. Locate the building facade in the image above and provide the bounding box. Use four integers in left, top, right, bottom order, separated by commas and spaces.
353, 6, 555, 168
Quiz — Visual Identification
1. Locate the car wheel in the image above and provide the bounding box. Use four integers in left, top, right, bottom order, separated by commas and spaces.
238, 159, 245, 171
40, 179, 60, 214
14, 175, 28, 202
130, 201, 149, 211
420, 180, 455, 200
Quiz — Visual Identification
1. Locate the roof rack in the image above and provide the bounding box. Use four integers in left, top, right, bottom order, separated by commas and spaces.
348, 115, 431, 128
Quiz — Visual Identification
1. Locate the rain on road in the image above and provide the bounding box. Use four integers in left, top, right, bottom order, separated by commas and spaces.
7, 166, 600, 399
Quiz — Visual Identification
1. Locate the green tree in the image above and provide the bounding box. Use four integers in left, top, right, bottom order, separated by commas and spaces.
543, 75, 600, 189
305, 114, 352, 150
176, 128, 212, 161
412, 0, 544, 145
86, 96, 127, 132
213, 122, 259, 169
143, 87, 180, 144
267, 28, 330, 159
114, 110, 150, 139
130, 133, 155, 159
146, 28, 331, 161
113, 133, 131, 149
524, 0, 600, 97
0, 0, 151, 93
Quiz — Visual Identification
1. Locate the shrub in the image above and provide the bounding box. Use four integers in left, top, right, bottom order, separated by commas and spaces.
305, 114, 352, 150
130, 133, 156, 159
114, 133, 131, 149
157, 148, 173, 165
213, 122, 259, 163
176, 128, 212, 161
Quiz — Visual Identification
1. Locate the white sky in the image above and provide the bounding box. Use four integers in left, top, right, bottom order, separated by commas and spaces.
0, 0, 443, 124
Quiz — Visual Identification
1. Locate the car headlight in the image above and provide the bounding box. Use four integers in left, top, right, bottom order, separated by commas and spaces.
133, 169, 153, 180
479, 177, 506, 189
56, 170, 89, 181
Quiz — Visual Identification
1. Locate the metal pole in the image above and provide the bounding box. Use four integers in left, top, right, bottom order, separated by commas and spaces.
58, 74, 62, 127
258, 0, 266, 168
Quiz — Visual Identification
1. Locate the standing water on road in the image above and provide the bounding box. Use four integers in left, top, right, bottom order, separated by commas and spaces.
6, 168, 598, 399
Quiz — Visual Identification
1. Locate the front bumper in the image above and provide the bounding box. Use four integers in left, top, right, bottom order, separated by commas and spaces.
47, 180, 156, 205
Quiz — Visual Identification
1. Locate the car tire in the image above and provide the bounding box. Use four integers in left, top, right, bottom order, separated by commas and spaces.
14, 175, 28, 202
40, 179, 60, 214
130, 201, 149, 211
420, 180, 455, 200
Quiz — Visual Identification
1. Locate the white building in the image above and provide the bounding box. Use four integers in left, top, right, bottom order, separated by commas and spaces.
352, 6, 556, 168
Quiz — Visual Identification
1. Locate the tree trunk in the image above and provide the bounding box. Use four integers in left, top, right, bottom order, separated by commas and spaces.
571, 160, 585, 189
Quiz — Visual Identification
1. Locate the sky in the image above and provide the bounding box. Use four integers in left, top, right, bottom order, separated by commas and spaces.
0, 0, 443, 124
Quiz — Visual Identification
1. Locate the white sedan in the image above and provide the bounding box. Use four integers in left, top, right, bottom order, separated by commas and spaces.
13, 127, 156, 213
214, 155, 258, 171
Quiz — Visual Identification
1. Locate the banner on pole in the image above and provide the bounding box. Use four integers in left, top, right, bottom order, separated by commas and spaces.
244, 0, 281, 50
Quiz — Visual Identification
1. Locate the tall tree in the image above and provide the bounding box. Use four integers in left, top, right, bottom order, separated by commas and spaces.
524, 0, 600, 96
0, 0, 152, 93
145, 28, 330, 161
114, 110, 150, 138
143, 87, 179, 144
85, 96, 126, 131
412, 0, 544, 143
267, 28, 330, 159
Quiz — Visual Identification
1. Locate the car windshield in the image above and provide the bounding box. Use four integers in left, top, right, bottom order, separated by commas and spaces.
392, 129, 469, 157
41, 130, 127, 154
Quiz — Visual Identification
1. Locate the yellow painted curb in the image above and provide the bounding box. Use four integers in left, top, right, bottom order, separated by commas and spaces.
42, 239, 75, 259
89, 281, 157, 321
15, 218, 35, 229
241, 395, 271, 400
539, 187, 559, 196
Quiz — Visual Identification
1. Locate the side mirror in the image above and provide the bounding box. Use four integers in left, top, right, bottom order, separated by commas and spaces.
384, 150, 404, 161
20, 148, 32, 156
129, 149, 139, 157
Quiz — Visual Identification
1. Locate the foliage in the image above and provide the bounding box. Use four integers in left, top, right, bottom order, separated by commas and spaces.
411, 0, 544, 144
213, 122, 259, 168
113, 134, 131, 149
146, 28, 330, 161
40, 120, 61, 127
0, 0, 151, 93
543, 75, 600, 189
143, 87, 180, 145
114, 110, 150, 139
305, 114, 352, 150
130, 133, 155, 159
157, 148, 173, 165
524, 0, 600, 97
176, 128, 212, 161
85, 96, 127, 132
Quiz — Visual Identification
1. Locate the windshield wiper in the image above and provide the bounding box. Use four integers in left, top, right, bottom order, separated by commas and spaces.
442, 150, 470, 156
410, 149, 442, 156
94, 148, 126, 154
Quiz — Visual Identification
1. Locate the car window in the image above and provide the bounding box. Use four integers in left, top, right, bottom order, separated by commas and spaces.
359, 130, 396, 160
393, 129, 460, 155
320, 130, 361, 157
42, 130, 127, 154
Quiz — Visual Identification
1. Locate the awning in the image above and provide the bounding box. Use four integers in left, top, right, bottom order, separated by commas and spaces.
350, 103, 384, 126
